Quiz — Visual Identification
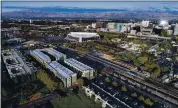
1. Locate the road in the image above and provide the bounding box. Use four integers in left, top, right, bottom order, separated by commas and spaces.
18, 93, 60, 108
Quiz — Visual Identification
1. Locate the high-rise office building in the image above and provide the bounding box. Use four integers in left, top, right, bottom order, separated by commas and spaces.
116, 23, 123, 32
174, 24, 178, 35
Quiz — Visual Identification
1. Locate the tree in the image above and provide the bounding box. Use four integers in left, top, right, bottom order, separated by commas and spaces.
37, 69, 58, 91
112, 81, 118, 87
2, 88, 8, 101
133, 39, 142, 44
77, 78, 84, 88
95, 99, 102, 108
161, 66, 169, 73
115, 55, 121, 60
121, 86, 127, 92
105, 77, 110, 83
160, 41, 171, 52
58, 82, 64, 90
134, 59, 141, 67
125, 53, 136, 62
161, 30, 172, 37
109, 49, 115, 53
151, 66, 161, 78
138, 95, 145, 101
131, 92, 137, 97
138, 56, 148, 65
144, 98, 154, 106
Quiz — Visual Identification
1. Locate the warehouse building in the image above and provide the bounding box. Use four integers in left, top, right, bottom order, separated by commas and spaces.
47, 61, 77, 88
42, 48, 66, 61
2, 49, 37, 84
64, 58, 94, 79
30, 49, 51, 67
66, 32, 100, 42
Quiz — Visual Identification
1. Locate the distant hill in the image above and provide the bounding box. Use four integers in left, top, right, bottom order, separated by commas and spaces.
2, 6, 178, 20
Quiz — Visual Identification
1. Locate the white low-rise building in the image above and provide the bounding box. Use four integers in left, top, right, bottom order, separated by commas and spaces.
130, 30, 137, 35
66, 32, 100, 42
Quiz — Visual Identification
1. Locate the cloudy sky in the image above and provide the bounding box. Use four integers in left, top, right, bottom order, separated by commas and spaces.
2, 1, 178, 12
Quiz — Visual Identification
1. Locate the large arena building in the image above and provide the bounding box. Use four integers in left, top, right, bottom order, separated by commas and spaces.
66, 32, 100, 42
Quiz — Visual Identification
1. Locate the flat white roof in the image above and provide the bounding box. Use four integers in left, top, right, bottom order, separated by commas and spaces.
65, 58, 93, 71
68, 32, 99, 38
32, 49, 51, 62
48, 61, 73, 78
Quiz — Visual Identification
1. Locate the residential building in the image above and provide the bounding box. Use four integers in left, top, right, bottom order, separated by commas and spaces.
107, 22, 116, 31
92, 23, 96, 29
96, 22, 106, 28
130, 30, 137, 35
141, 20, 150, 27
121, 25, 128, 33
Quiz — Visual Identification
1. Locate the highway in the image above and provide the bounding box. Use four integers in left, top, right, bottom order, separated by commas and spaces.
85, 54, 178, 107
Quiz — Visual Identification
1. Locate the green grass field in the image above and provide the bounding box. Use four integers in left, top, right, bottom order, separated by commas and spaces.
51, 95, 90, 108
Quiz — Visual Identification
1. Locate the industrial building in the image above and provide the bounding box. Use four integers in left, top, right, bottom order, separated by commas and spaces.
66, 32, 100, 42
64, 58, 94, 79
2, 49, 37, 84
42, 48, 66, 61
47, 61, 77, 88
30, 48, 76, 88
30, 49, 51, 67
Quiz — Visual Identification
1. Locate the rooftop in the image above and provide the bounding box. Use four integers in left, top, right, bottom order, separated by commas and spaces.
43, 48, 65, 59
48, 61, 73, 78
2, 49, 36, 77
68, 32, 99, 38
31, 49, 51, 62
65, 58, 93, 71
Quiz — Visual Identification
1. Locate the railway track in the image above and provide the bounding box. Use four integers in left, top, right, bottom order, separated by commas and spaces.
60, 46, 178, 106
85, 54, 178, 106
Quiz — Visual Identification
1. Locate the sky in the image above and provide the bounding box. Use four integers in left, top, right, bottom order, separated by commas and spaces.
2, 1, 178, 12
